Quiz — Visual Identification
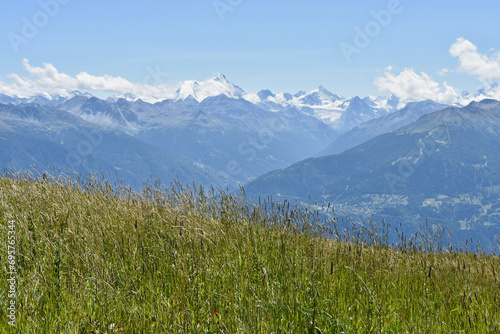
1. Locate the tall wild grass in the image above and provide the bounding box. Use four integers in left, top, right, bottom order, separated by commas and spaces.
0, 170, 499, 333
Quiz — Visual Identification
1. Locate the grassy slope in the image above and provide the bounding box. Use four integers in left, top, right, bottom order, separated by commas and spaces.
0, 174, 499, 333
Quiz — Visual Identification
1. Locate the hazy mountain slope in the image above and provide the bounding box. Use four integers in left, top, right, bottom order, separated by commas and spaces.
134, 95, 336, 187
244, 99, 500, 248
3, 92, 340, 188
319, 100, 449, 156
0, 104, 215, 188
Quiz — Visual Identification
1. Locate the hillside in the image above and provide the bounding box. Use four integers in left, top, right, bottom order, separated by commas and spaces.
318, 100, 449, 156
245, 99, 500, 250
1, 172, 499, 332
0, 104, 215, 188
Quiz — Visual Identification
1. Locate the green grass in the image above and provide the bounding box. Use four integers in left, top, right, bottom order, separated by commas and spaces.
0, 171, 499, 333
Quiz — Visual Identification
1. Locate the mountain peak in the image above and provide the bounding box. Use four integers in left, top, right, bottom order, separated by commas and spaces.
316, 85, 343, 101
294, 91, 307, 98
464, 98, 500, 113
214, 73, 228, 82
318, 85, 330, 94
477, 98, 500, 105
175, 74, 244, 102
257, 89, 275, 100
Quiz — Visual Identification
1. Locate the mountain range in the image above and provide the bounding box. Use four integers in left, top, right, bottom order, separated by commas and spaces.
0, 75, 407, 189
318, 100, 450, 156
245, 99, 500, 250
1, 75, 499, 248
0, 103, 214, 187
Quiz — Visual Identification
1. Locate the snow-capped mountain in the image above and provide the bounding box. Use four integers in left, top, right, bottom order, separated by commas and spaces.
0, 91, 94, 106
458, 83, 500, 106
244, 85, 400, 132
244, 86, 344, 111
174, 74, 245, 102
7, 74, 499, 145
297, 85, 344, 106
35, 75, 403, 134
107, 93, 139, 103
105, 74, 245, 104
0, 74, 410, 141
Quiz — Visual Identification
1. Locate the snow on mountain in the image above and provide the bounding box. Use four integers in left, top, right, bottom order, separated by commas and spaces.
244, 86, 342, 111
96, 74, 246, 104
107, 93, 139, 103
363, 95, 403, 112
28, 91, 95, 104
458, 83, 500, 106
0, 91, 95, 106
10, 73, 500, 138
174, 74, 245, 102
244, 85, 398, 129
297, 86, 344, 107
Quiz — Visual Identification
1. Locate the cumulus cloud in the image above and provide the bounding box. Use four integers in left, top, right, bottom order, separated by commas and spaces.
0, 59, 177, 102
375, 39, 500, 105
450, 38, 500, 82
375, 66, 459, 104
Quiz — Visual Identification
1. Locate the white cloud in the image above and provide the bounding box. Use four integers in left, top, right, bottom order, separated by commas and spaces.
375, 39, 500, 105
437, 68, 450, 76
450, 37, 500, 82
0, 59, 177, 102
375, 67, 459, 104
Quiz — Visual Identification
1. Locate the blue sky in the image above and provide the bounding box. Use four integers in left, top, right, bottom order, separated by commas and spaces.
1, 0, 500, 99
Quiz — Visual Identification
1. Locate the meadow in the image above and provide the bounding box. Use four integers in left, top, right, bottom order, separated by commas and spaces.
0, 171, 499, 333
